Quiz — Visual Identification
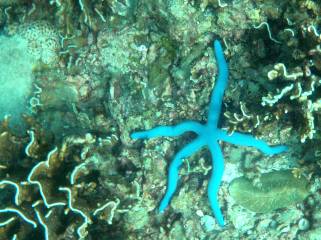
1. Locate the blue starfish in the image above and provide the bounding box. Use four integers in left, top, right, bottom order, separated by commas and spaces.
131, 40, 288, 227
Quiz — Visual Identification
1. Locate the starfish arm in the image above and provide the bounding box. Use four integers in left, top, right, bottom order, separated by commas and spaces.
208, 40, 229, 126
208, 141, 225, 227
158, 137, 205, 213
131, 121, 204, 139
218, 130, 288, 155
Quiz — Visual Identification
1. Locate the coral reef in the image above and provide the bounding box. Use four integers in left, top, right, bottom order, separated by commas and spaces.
17, 21, 60, 65
0, 0, 321, 239
0, 123, 142, 239
229, 170, 309, 213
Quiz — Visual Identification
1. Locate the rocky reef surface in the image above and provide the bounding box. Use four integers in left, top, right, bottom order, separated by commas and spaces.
0, 0, 320, 239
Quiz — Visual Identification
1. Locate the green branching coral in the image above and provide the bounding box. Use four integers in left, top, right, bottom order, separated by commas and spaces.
229, 170, 309, 213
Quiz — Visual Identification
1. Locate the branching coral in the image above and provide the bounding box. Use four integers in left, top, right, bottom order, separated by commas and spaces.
0, 126, 128, 239
260, 25, 321, 143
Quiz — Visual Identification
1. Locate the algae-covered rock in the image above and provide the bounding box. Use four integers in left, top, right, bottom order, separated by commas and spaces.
229, 170, 309, 213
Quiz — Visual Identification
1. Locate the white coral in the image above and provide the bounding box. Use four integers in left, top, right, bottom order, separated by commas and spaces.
18, 21, 60, 65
